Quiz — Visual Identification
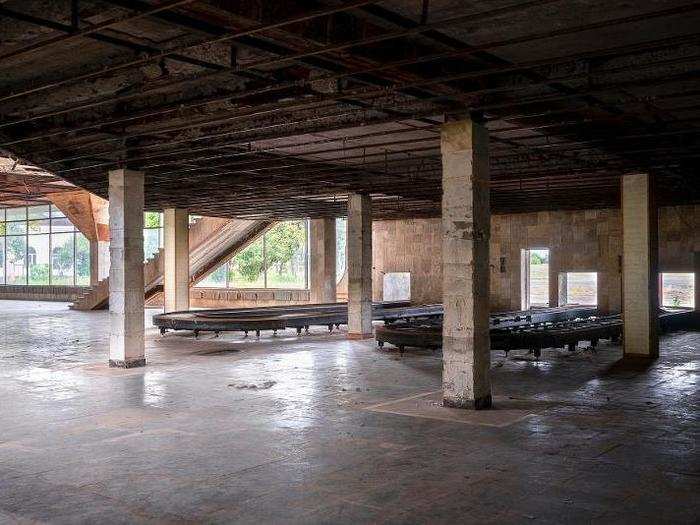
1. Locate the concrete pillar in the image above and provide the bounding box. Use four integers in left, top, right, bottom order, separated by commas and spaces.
163, 208, 190, 313
549, 251, 560, 307
694, 252, 700, 313
621, 173, 659, 358
98, 241, 110, 281
441, 118, 491, 409
347, 194, 373, 338
89, 240, 110, 286
108, 169, 145, 368
89, 239, 100, 287
310, 218, 337, 304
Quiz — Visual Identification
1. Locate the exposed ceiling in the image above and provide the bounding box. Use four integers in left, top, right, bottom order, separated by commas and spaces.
0, 154, 75, 207
0, 0, 698, 219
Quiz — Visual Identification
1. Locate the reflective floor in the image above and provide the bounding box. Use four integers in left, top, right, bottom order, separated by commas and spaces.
0, 301, 698, 524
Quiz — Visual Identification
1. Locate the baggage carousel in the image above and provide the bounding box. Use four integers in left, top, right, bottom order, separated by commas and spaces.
375, 307, 696, 356
154, 302, 600, 340
153, 301, 443, 337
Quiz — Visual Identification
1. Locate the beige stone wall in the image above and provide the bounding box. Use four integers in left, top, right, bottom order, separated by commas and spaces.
190, 288, 310, 308
372, 205, 700, 313
147, 288, 310, 308
147, 205, 699, 311
490, 209, 623, 313
0, 285, 87, 302
658, 206, 700, 271
371, 219, 442, 305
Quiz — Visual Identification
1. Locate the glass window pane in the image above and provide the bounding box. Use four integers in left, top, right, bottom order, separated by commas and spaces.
28, 234, 50, 285
50, 204, 65, 218
196, 264, 227, 288
6, 220, 26, 235
144, 212, 162, 228
229, 237, 265, 288
6, 236, 26, 285
144, 228, 161, 261
0, 220, 5, 236
336, 218, 346, 283
528, 249, 549, 306
0, 208, 5, 222
51, 232, 75, 285
0, 237, 5, 285
28, 219, 51, 234
565, 272, 597, 305
51, 217, 75, 233
264, 220, 307, 289
661, 273, 694, 308
75, 233, 90, 286
6, 207, 26, 221
28, 205, 50, 220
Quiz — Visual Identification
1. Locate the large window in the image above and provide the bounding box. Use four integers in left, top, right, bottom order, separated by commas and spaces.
660, 273, 695, 308
336, 218, 347, 283
0, 205, 90, 286
143, 212, 200, 261
144, 211, 163, 261
521, 248, 549, 308
559, 272, 598, 306
196, 220, 309, 289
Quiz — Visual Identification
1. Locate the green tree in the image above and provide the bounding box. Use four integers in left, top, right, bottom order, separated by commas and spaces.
29, 263, 49, 284
264, 221, 305, 276
144, 212, 161, 228
530, 252, 548, 265
75, 234, 90, 279
230, 237, 264, 284
8, 237, 25, 262
52, 238, 74, 277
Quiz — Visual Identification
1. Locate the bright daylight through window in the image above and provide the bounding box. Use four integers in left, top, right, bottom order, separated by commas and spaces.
0, 205, 89, 286
661, 273, 695, 308
197, 220, 309, 289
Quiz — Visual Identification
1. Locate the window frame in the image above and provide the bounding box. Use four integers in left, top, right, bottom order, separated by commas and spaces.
0, 204, 88, 286
521, 247, 550, 309
659, 272, 695, 309
143, 211, 164, 261
558, 271, 598, 306
196, 219, 310, 290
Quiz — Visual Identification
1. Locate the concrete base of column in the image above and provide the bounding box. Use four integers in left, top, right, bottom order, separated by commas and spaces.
109, 358, 146, 368
443, 394, 492, 410
347, 332, 373, 340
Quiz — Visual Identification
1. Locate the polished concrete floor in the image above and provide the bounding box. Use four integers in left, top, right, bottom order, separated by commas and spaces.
0, 300, 698, 524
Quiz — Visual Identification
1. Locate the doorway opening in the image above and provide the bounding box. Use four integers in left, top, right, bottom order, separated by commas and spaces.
521, 248, 550, 309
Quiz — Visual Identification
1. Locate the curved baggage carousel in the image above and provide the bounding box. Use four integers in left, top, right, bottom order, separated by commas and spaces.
375, 307, 696, 356
153, 301, 443, 337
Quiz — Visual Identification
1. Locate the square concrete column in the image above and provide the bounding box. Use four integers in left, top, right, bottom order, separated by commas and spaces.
694, 252, 700, 314
310, 218, 337, 304
621, 173, 659, 358
89, 239, 100, 287
441, 118, 491, 409
347, 193, 373, 338
108, 169, 145, 368
163, 208, 190, 313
